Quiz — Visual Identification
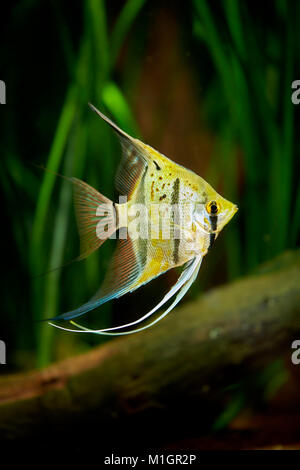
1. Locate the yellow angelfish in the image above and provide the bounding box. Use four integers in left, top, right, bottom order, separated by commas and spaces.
49, 104, 238, 335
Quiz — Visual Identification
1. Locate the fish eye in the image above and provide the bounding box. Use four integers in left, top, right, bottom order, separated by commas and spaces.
206, 200, 220, 215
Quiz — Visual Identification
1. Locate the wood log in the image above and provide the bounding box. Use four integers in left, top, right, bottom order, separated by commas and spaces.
0, 250, 300, 447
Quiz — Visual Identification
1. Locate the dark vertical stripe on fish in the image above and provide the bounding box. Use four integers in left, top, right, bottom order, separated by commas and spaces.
208, 215, 218, 250
172, 178, 180, 264
136, 166, 147, 204
208, 233, 216, 250
138, 238, 148, 271
209, 214, 218, 231
137, 166, 148, 269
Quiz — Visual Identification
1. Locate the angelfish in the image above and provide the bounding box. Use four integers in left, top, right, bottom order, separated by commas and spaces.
49, 104, 238, 335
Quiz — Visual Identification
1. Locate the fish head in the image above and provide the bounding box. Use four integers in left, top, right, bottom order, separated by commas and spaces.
207, 193, 238, 233
193, 185, 238, 237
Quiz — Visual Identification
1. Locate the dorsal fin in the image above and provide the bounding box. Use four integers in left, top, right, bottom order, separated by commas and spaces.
89, 103, 148, 197
88, 103, 132, 140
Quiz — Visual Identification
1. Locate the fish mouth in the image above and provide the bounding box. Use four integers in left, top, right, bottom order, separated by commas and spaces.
212, 205, 238, 232
232, 204, 238, 216
227, 204, 238, 223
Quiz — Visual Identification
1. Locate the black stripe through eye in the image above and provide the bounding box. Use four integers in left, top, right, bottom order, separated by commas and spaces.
208, 233, 216, 250
209, 215, 218, 232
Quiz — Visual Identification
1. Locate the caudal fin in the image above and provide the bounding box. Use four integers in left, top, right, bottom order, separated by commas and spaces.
72, 177, 117, 260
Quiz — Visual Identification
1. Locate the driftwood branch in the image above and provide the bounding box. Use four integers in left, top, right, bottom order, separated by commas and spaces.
1, 250, 300, 446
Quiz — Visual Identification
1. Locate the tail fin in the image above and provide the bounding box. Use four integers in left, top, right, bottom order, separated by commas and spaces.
71, 177, 117, 260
